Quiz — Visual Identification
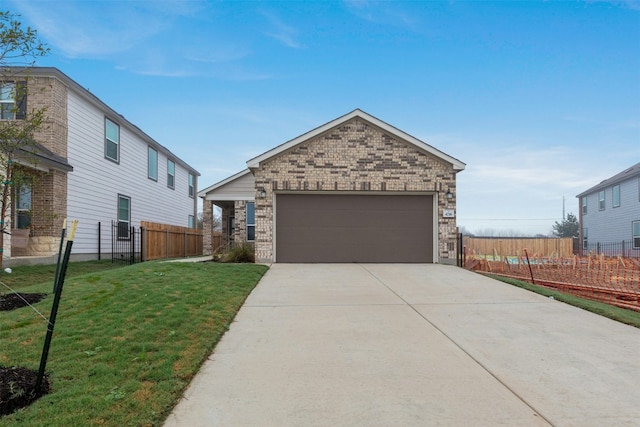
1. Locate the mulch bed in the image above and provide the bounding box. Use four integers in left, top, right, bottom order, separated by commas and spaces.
0, 293, 47, 311
0, 366, 50, 417
1, 294, 51, 416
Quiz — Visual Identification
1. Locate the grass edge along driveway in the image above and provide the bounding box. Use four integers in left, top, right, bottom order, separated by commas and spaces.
0, 261, 268, 426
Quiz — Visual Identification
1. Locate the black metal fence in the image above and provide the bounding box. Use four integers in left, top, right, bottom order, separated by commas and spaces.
111, 221, 142, 265
579, 240, 640, 258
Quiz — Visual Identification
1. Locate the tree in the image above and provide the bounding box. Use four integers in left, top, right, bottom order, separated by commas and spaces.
0, 11, 49, 268
552, 213, 579, 238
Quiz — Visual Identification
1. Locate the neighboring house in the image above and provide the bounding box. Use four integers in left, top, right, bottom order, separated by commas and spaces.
2, 67, 199, 264
199, 109, 465, 264
576, 162, 640, 257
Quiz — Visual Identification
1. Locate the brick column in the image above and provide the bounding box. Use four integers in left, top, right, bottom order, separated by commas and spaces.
202, 199, 213, 255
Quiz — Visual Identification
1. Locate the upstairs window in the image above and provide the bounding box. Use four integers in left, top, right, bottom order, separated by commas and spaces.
167, 159, 175, 189
0, 81, 26, 120
148, 146, 158, 180
246, 202, 255, 241
188, 173, 195, 198
598, 190, 605, 210
613, 184, 620, 208
581, 197, 587, 215
105, 118, 120, 162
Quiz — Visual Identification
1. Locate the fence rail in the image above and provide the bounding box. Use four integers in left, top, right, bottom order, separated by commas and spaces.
104, 221, 203, 265
141, 221, 203, 261
111, 221, 141, 265
463, 237, 574, 258
580, 240, 639, 258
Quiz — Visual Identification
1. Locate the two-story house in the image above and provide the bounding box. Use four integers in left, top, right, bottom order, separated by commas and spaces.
2, 67, 199, 265
576, 162, 640, 257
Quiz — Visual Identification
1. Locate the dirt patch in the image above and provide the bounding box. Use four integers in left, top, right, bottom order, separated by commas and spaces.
0, 366, 50, 417
0, 293, 47, 311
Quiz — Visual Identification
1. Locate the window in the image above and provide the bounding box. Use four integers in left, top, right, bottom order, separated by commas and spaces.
633, 221, 640, 249
148, 147, 158, 180
246, 202, 255, 241
167, 159, 175, 189
0, 81, 26, 120
16, 181, 31, 229
188, 215, 195, 229
0, 82, 15, 119
581, 197, 587, 215
598, 190, 605, 210
583, 228, 588, 250
117, 195, 131, 239
188, 173, 195, 198
105, 118, 120, 162
613, 184, 620, 208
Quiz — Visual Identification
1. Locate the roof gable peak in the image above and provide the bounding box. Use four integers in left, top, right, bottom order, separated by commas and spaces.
247, 109, 465, 171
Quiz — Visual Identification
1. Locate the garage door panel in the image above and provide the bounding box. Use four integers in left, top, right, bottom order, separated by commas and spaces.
276, 194, 433, 263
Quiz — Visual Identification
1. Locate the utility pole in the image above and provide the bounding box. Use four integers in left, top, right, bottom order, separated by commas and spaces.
562, 195, 566, 220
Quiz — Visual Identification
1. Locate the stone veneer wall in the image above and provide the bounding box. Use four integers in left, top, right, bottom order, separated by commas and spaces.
252, 117, 458, 263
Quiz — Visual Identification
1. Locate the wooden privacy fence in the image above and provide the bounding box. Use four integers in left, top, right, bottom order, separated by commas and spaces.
463, 237, 574, 258
141, 221, 203, 261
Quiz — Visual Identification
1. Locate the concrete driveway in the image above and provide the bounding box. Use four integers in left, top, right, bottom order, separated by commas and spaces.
164, 264, 640, 427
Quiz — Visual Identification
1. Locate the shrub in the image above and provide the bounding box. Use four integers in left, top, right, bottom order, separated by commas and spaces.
218, 242, 255, 263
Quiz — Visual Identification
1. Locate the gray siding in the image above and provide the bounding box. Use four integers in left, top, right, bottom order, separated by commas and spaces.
202, 171, 255, 201
581, 176, 640, 244
67, 90, 197, 255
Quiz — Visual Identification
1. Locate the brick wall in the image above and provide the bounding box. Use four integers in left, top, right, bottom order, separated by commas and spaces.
202, 200, 213, 255
9, 74, 69, 256
252, 117, 459, 263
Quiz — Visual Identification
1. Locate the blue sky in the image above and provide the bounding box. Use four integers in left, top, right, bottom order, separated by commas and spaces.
7, 0, 640, 235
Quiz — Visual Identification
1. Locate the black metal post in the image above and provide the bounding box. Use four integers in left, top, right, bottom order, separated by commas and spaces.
52, 220, 67, 293
98, 222, 101, 261
130, 226, 135, 264
36, 220, 78, 392
524, 248, 535, 284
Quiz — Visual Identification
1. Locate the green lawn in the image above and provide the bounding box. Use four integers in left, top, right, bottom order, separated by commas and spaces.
0, 261, 268, 426
491, 275, 640, 328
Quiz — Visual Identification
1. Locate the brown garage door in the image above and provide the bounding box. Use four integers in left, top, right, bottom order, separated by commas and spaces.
276, 194, 433, 263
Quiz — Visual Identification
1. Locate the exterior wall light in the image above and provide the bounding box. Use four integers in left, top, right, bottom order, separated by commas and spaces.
258, 188, 267, 199
445, 190, 453, 200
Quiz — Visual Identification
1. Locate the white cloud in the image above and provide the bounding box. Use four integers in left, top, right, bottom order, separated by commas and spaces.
260, 10, 304, 49
342, 0, 419, 30
11, 0, 264, 79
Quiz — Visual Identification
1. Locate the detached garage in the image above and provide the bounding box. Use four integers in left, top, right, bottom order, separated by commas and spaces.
199, 109, 465, 264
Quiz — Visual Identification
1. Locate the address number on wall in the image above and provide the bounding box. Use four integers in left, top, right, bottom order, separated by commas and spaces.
443, 209, 455, 218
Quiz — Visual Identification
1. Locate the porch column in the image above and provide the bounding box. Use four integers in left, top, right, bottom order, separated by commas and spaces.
202, 199, 213, 255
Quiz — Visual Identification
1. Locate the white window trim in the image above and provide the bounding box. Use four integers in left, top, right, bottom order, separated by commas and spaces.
612, 184, 620, 208
188, 173, 195, 198
105, 117, 120, 163
246, 202, 255, 242
598, 190, 605, 211
148, 146, 158, 181
0, 82, 16, 120
117, 194, 131, 239
167, 159, 175, 189
633, 221, 640, 249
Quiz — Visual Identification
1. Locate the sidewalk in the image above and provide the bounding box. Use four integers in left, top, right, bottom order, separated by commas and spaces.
164, 264, 640, 426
